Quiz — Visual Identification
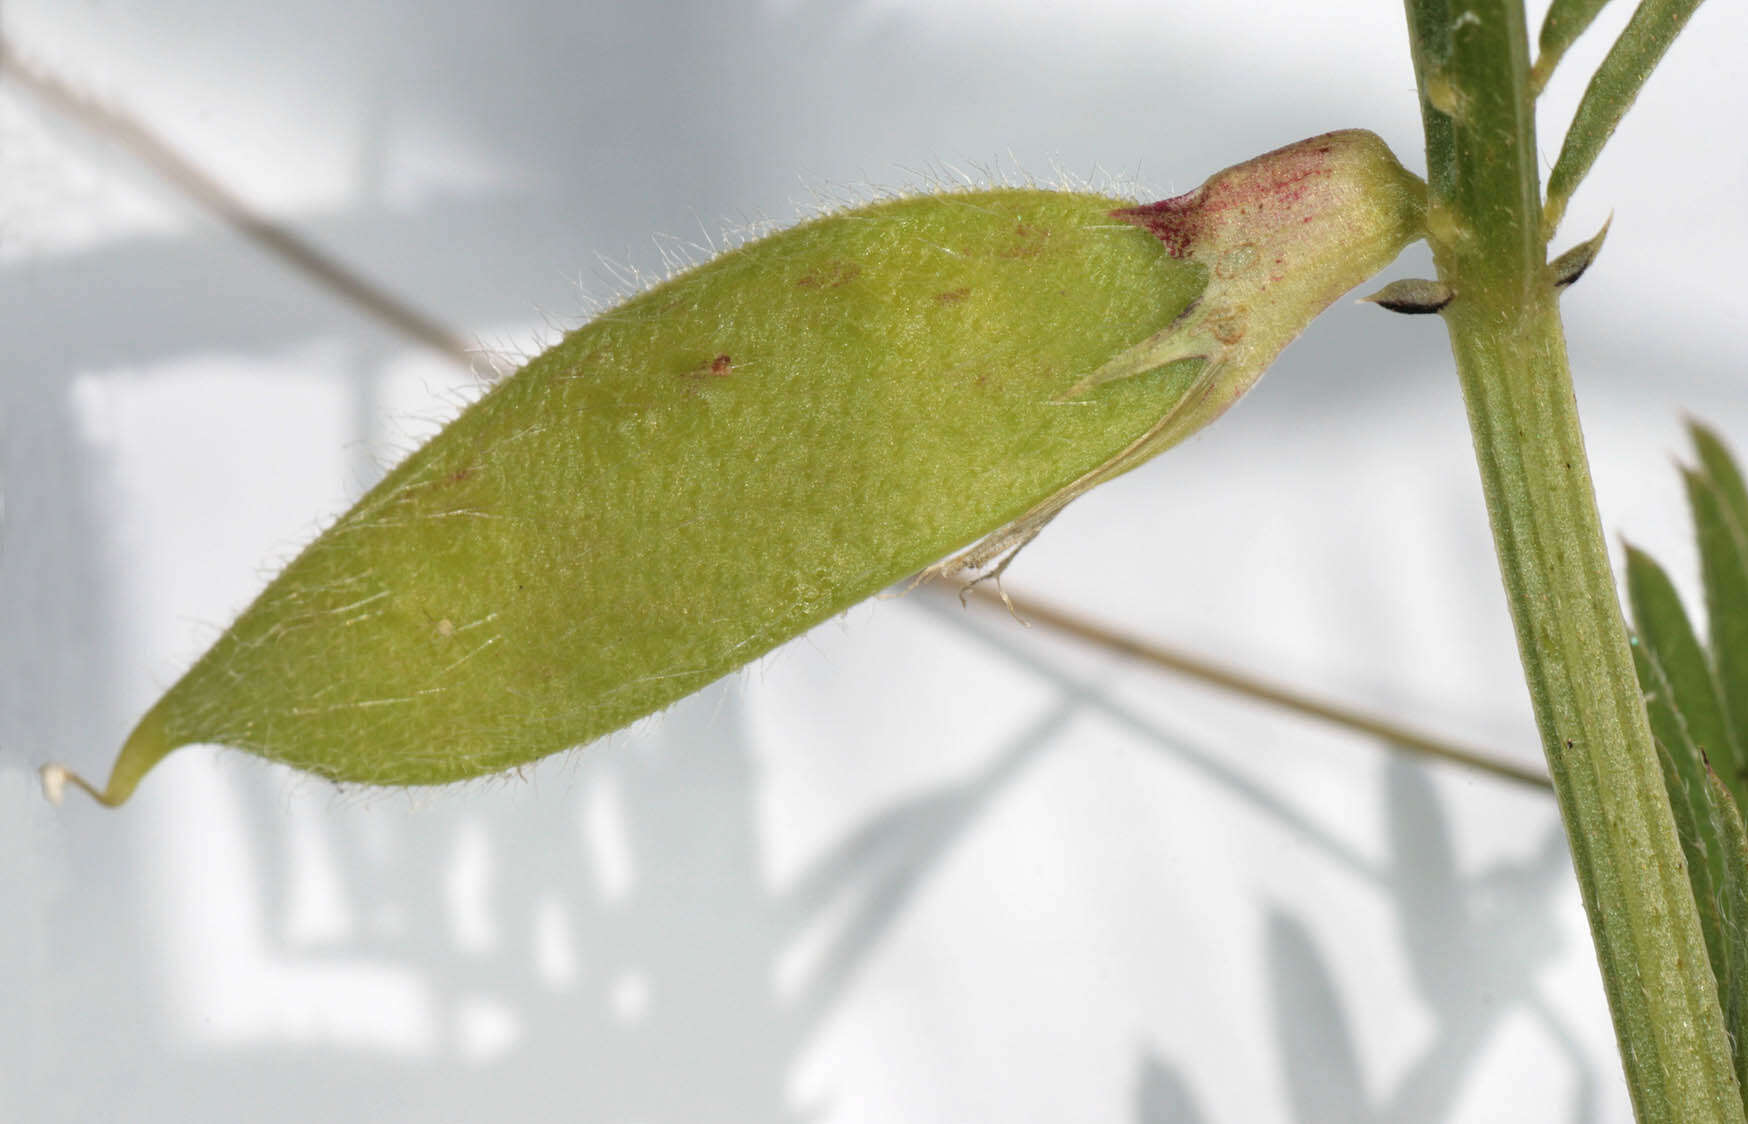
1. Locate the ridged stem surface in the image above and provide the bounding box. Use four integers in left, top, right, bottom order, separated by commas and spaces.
1403, 0, 1743, 1118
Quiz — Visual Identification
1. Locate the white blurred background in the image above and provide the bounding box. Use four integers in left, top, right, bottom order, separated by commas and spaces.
2, 1, 1743, 1120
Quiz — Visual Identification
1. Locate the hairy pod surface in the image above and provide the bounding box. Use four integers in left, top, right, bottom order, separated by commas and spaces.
61, 130, 1425, 804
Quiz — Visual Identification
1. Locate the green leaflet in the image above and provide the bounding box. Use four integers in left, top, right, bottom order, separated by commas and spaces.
1652, 736, 1727, 1009
1687, 466, 1748, 789
1629, 545, 1746, 809
1543, 0, 1710, 235
49, 130, 1425, 804
1533, 0, 1616, 92
1629, 426, 1748, 1103
1694, 422, 1748, 542
1706, 767, 1748, 1100
1633, 552, 1731, 984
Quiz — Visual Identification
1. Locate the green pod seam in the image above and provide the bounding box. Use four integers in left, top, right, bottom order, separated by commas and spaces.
51, 129, 1425, 804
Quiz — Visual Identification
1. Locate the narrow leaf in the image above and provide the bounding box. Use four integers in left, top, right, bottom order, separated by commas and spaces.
1693, 422, 1748, 550
1629, 544, 1746, 809
1543, 0, 1709, 235
1702, 766, 1748, 1098
1687, 470, 1748, 803
1534, 0, 1617, 93
1652, 734, 1727, 991
1619, 428, 1748, 1121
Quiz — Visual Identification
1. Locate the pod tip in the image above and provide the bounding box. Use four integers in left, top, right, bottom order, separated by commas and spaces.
41, 705, 176, 809
39, 763, 68, 805
38, 762, 119, 807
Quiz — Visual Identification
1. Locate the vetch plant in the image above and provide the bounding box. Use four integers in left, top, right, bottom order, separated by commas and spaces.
41, 131, 1426, 801
29, 0, 1741, 1117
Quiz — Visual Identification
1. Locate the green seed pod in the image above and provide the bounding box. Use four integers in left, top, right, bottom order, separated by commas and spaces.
47, 129, 1425, 806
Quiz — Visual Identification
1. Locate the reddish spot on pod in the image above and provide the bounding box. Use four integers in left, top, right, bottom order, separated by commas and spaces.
998, 223, 1049, 259
796, 261, 862, 288
1112, 190, 1205, 257
674, 354, 734, 381
1112, 135, 1340, 258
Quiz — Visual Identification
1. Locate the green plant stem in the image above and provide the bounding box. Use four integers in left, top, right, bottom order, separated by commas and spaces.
1403, 1, 1743, 1119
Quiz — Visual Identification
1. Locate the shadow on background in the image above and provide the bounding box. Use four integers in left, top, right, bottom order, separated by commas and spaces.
1129, 760, 1590, 1124
0, 0, 1632, 1119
